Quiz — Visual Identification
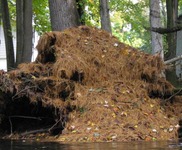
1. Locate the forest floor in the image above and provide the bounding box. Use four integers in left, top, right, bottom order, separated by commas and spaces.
0, 26, 181, 142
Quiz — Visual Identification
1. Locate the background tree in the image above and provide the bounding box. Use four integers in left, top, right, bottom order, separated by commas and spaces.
165, 0, 179, 87
48, 0, 80, 31
16, 0, 33, 66
165, 0, 178, 60
0, 0, 15, 71
99, 0, 111, 33
150, 0, 163, 59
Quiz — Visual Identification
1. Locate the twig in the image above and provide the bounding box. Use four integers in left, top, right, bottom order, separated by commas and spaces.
8, 115, 42, 136
20, 127, 50, 136
12, 86, 37, 99
9, 115, 42, 120
164, 55, 182, 64
8, 117, 13, 137
165, 88, 182, 101
144, 25, 182, 34
48, 118, 61, 132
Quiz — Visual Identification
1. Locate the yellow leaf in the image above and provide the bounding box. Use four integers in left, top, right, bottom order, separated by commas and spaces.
121, 112, 127, 116
144, 113, 148, 116
112, 113, 116, 118
60, 138, 66, 141
150, 104, 154, 108
72, 130, 77, 133
87, 121, 91, 125
91, 123, 95, 126
159, 126, 164, 129
31, 75, 36, 79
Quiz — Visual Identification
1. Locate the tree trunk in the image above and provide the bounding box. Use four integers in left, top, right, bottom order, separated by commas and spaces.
165, 0, 178, 60
165, 0, 179, 87
99, 0, 112, 33
16, 0, 23, 66
22, 0, 33, 63
0, 0, 15, 71
48, 0, 80, 31
150, 0, 163, 59
160, 0, 167, 27
16, 0, 33, 66
176, 16, 182, 86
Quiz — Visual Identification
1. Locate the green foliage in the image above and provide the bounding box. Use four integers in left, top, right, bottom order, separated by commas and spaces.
76, 0, 152, 53
179, 1, 182, 15
7, 0, 51, 35
83, 0, 100, 26
109, 0, 151, 52
33, 0, 51, 35
7, 0, 16, 28
7, 0, 152, 52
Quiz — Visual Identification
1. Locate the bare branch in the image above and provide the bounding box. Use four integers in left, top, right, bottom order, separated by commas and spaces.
165, 88, 182, 101
144, 26, 182, 34
164, 54, 182, 64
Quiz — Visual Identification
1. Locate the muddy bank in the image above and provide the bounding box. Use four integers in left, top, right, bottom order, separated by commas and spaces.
0, 26, 181, 142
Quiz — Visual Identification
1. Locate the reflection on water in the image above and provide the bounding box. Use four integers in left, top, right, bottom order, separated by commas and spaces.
0, 139, 181, 150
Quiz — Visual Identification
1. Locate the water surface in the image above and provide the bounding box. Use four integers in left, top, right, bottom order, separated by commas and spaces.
0, 139, 181, 150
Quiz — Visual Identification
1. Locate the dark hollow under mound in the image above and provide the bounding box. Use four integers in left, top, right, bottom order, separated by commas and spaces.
0, 97, 66, 136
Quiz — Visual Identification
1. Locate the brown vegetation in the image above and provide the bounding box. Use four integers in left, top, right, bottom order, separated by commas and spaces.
0, 26, 181, 142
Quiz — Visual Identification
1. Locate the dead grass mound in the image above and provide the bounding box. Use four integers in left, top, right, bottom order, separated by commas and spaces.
0, 26, 181, 142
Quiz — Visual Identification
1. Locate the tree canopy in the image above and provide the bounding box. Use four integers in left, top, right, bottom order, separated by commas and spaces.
4, 0, 182, 59
6, 0, 151, 51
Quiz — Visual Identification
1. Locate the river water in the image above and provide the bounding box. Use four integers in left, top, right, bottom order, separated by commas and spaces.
0, 139, 181, 150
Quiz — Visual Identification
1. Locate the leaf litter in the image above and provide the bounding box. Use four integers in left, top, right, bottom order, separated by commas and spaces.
0, 26, 181, 142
